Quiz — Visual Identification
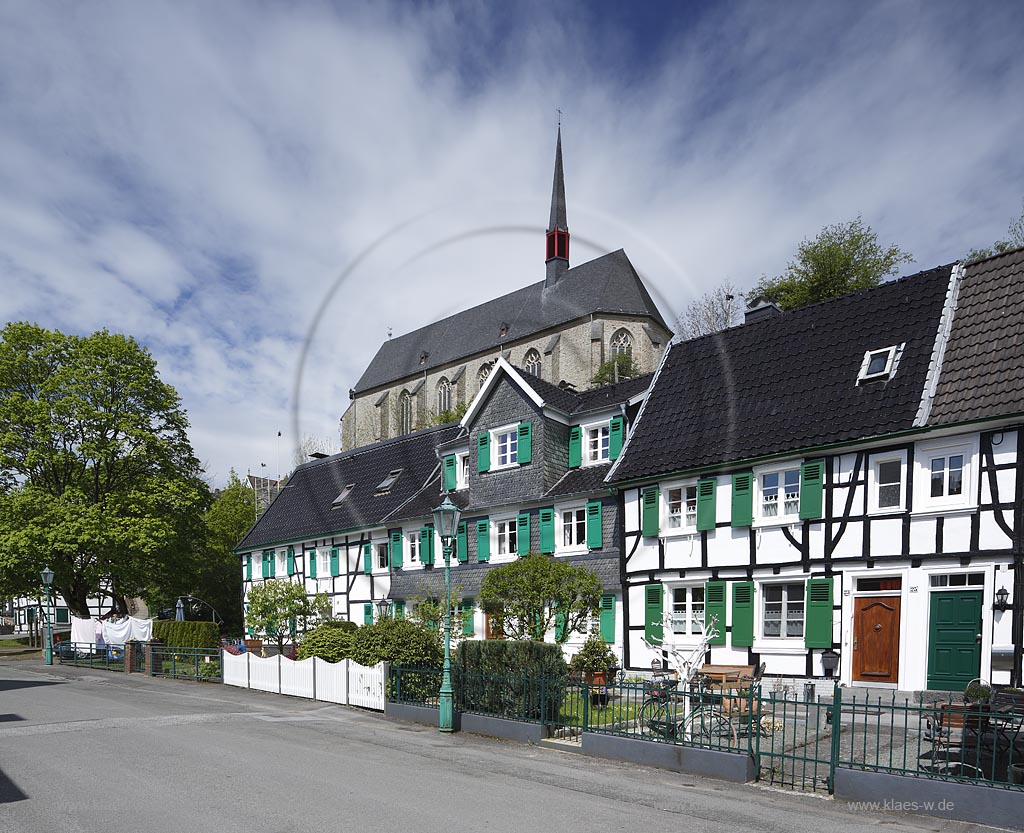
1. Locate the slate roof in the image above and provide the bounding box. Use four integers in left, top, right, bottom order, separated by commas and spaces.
929, 247, 1024, 424
608, 264, 955, 484
517, 371, 654, 415
545, 463, 615, 499
235, 424, 462, 551
352, 249, 669, 393
386, 475, 470, 524
389, 553, 621, 599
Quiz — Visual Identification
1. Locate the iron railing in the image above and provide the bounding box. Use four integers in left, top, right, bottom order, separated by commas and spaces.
56, 642, 128, 671
148, 646, 222, 682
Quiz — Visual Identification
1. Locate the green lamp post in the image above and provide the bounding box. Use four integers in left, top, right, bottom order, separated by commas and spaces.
41, 566, 54, 666
431, 493, 462, 733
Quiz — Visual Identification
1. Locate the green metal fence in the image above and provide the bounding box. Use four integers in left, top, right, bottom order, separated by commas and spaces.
57, 642, 128, 671
147, 646, 222, 683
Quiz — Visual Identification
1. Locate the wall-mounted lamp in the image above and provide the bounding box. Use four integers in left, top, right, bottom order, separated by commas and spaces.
993, 587, 1011, 612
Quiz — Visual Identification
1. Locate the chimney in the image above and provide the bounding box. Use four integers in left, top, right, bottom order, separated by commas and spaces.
744, 296, 782, 324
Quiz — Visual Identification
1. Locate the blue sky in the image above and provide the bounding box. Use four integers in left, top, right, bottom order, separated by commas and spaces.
1, 1, 1023, 486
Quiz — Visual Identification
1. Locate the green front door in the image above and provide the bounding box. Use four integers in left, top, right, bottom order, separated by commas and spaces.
927, 590, 982, 691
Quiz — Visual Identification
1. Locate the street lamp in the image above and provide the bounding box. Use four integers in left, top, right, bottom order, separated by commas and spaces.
40, 566, 54, 666
431, 493, 462, 733
375, 598, 391, 620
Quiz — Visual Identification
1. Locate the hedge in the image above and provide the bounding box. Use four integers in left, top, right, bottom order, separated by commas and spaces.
296, 621, 358, 663
151, 620, 221, 649
454, 640, 568, 722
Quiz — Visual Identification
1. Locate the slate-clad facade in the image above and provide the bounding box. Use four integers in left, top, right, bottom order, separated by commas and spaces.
608, 254, 1024, 690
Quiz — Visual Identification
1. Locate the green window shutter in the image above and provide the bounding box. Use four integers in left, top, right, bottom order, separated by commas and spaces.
364, 603, 373, 625
805, 578, 834, 648
799, 460, 824, 520
517, 512, 530, 556
609, 416, 625, 460
599, 593, 616, 643
641, 487, 660, 538
731, 472, 753, 527
420, 527, 435, 566
261, 551, 269, 578
462, 598, 475, 636
518, 422, 532, 464
331, 547, 341, 577
696, 478, 717, 532
286, 546, 295, 576
477, 433, 490, 473
555, 610, 567, 643
389, 529, 403, 568
394, 600, 405, 621
568, 426, 582, 468
476, 519, 490, 562
443, 455, 457, 491
644, 584, 663, 645
362, 543, 372, 574
456, 521, 468, 563
586, 501, 603, 549
705, 580, 727, 645
731, 581, 754, 647
539, 507, 555, 554
245, 554, 252, 581
309, 550, 317, 579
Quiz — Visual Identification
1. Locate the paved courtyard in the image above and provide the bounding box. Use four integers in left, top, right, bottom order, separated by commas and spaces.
0, 661, 999, 833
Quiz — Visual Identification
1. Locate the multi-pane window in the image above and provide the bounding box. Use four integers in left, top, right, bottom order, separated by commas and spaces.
317, 550, 330, 577
610, 328, 633, 357
671, 587, 705, 635
496, 520, 517, 556
376, 542, 389, 570
407, 532, 420, 565
763, 584, 804, 638
667, 485, 698, 529
562, 508, 586, 547
522, 350, 542, 377
457, 453, 470, 489
762, 470, 800, 518
876, 460, 902, 509
495, 429, 518, 467
437, 378, 452, 414
399, 391, 413, 434
586, 424, 610, 464
276, 550, 288, 575
930, 454, 964, 498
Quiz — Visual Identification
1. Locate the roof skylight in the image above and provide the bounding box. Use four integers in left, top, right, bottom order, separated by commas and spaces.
857, 344, 902, 383
375, 468, 403, 493
332, 483, 356, 506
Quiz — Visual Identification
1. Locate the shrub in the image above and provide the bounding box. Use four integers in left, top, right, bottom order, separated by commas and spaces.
297, 622, 357, 663
152, 621, 220, 649
569, 634, 619, 676
348, 618, 442, 668
455, 640, 568, 721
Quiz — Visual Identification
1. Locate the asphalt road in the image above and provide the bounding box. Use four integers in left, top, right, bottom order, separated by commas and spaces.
0, 662, 994, 833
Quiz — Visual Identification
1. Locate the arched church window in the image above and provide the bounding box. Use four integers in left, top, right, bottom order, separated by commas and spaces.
522, 350, 542, 377
478, 362, 493, 388
437, 378, 452, 415
399, 390, 413, 435
610, 328, 633, 358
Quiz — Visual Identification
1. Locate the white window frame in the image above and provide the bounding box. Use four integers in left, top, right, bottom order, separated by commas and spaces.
753, 464, 802, 526
662, 480, 698, 535
406, 530, 421, 566
914, 436, 978, 514
760, 581, 805, 641
375, 539, 390, 571
276, 550, 288, 576
581, 419, 611, 466
490, 423, 519, 470
456, 452, 470, 489
493, 516, 518, 559
317, 549, 331, 579
857, 343, 903, 383
669, 585, 706, 637
868, 452, 907, 514
557, 503, 588, 553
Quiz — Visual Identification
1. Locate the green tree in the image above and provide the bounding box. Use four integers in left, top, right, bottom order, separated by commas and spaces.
748, 216, 913, 311
296, 621, 358, 662
591, 353, 639, 386
0, 323, 209, 616
245, 579, 329, 654
196, 470, 253, 631
348, 616, 443, 667
965, 198, 1024, 262
479, 553, 601, 642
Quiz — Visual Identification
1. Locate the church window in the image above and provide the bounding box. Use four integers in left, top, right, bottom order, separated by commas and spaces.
610, 329, 633, 358
399, 391, 413, 434
437, 378, 452, 414
522, 350, 541, 377
478, 362, 493, 388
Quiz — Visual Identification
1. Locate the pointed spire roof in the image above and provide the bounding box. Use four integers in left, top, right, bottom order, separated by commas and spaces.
547, 126, 567, 233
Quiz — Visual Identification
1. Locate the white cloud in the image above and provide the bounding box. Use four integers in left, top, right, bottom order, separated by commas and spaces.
1, 1, 1022, 485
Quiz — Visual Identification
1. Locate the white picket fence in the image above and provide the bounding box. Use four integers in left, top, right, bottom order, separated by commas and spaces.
222, 651, 385, 711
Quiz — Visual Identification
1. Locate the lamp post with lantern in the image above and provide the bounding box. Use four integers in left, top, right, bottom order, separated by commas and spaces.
431, 494, 462, 733
40, 566, 54, 666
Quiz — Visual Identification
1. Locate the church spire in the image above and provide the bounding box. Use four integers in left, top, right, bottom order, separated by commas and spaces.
545, 126, 569, 288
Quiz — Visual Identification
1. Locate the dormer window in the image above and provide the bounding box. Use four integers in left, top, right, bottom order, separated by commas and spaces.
858, 344, 902, 383
419, 351, 429, 365
332, 483, 356, 506
499, 323, 509, 338
376, 468, 403, 493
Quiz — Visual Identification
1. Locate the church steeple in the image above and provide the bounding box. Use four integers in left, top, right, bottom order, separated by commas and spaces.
545, 127, 569, 288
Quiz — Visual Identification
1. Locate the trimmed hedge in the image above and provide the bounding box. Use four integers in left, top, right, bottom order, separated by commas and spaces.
455, 640, 568, 722
152, 620, 220, 649
349, 618, 442, 668
296, 621, 358, 663
455, 639, 568, 678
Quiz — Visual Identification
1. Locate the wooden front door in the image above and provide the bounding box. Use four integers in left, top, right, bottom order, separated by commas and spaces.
852, 596, 901, 684
927, 591, 982, 691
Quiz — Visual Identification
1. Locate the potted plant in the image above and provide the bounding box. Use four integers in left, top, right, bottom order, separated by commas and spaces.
570, 635, 619, 705
962, 678, 993, 733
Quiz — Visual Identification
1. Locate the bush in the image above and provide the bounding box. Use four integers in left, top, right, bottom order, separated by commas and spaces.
348, 618, 442, 668
152, 620, 220, 649
297, 622, 357, 663
455, 640, 568, 722
569, 634, 619, 676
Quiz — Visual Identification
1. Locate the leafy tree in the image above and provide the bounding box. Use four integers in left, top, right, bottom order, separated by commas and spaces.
245, 579, 329, 654
197, 470, 253, 631
479, 553, 601, 642
965, 199, 1024, 262
748, 217, 913, 311
676, 281, 741, 340
0, 323, 210, 616
408, 582, 465, 634
348, 616, 443, 667
591, 353, 639, 386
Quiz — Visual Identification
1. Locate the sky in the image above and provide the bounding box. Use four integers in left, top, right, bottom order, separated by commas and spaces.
1, 0, 1023, 487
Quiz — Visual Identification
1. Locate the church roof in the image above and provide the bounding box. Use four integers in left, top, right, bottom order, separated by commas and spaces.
351, 248, 670, 394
